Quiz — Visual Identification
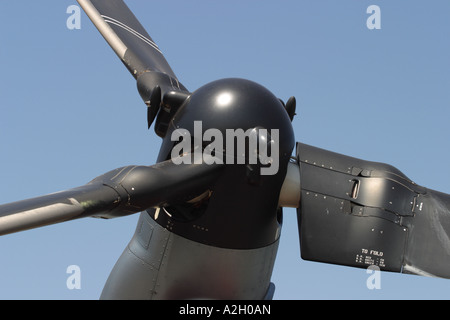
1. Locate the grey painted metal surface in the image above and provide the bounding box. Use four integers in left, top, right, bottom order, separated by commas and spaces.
101, 212, 279, 299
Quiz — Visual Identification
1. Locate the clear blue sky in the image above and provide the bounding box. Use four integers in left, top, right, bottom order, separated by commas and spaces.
0, 0, 449, 299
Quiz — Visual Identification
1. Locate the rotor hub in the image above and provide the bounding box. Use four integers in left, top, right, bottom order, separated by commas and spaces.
153, 78, 296, 249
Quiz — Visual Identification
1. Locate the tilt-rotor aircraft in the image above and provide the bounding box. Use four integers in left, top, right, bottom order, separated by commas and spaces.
1, 0, 450, 299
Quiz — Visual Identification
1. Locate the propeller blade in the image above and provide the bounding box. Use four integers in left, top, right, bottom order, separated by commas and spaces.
294, 142, 450, 278
78, 0, 179, 81
77, 0, 189, 131
0, 155, 222, 236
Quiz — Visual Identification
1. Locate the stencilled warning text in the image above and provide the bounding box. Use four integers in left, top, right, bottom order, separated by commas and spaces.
356, 248, 386, 267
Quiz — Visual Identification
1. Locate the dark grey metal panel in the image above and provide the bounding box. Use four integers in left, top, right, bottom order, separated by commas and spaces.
101, 212, 279, 299
300, 163, 418, 217
402, 190, 450, 277
296, 143, 450, 278
299, 189, 408, 272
